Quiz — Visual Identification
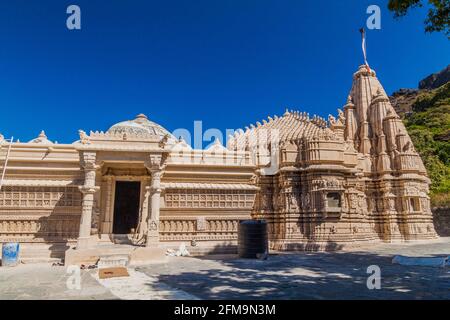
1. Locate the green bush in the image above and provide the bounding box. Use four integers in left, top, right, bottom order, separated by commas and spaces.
404, 83, 450, 206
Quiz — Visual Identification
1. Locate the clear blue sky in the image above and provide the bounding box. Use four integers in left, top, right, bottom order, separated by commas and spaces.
0, 0, 448, 144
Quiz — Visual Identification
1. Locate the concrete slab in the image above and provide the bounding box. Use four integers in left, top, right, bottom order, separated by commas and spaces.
128, 247, 168, 266
64, 245, 167, 267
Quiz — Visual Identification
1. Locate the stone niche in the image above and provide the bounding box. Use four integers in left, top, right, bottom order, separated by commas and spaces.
305, 139, 344, 164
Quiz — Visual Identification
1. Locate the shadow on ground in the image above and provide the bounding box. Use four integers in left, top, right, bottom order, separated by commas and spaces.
140, 251, 450, 300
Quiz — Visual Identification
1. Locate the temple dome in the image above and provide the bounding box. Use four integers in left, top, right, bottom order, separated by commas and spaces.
107, 114, 174, 139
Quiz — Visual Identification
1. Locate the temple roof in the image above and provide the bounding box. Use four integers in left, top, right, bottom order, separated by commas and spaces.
28, 130, 53, 144
206, 137, 228, 152
227, 109, 327, 150
107, 113, 174, 139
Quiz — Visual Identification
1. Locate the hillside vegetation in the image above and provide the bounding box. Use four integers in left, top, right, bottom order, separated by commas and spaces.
402, 82, 450, 206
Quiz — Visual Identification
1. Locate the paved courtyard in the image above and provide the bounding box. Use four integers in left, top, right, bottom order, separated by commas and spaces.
1, 238, 449, 300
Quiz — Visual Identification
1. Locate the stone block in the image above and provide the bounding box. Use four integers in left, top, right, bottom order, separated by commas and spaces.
64, 248, 100, 267
128, 247, 167, 266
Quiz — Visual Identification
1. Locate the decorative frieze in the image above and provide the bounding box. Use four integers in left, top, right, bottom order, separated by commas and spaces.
159, 217, 240, 241
0, 215, 80, 240
164, 190, 255, 209
0, 186, 82, 208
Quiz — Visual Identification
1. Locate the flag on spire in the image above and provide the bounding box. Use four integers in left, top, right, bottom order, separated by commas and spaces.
359, 28, 371, 73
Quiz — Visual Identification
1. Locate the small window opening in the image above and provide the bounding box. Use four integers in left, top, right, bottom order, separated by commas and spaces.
409, 198, 420, 212
327, 192, 341, 208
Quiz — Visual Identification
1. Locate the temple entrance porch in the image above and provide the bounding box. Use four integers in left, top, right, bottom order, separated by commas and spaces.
66, 148, 167, 266
94, 168, 151, 246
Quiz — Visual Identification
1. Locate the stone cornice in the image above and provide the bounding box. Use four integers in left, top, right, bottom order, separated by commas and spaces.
74, 142, 165, 153
1, 179, 82, 187
0, 144, 76, 152
161, 182, 259, 191
78, 186, 100, 194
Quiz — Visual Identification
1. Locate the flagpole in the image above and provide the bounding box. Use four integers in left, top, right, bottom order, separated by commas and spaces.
359, 28, 371, 73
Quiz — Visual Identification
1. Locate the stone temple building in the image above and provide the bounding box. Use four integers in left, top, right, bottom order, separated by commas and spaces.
0, 65, 438, 263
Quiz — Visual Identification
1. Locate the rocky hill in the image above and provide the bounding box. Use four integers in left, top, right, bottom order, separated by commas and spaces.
390, 64, 450, 116
390, 65, 450, 207
390, 88, 420, 115
419, 65, 450, 90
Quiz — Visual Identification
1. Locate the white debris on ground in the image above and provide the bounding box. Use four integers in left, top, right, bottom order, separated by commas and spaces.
392, 255, 449, 267
256, 250, 269, 260
92, 268, 199, 300
166, 243, 190, 257
97, 255, 128, 268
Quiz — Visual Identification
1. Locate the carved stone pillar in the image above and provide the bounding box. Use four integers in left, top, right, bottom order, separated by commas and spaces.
101, 175, 114, 234
77, 187, 97, 248
360, 121, 371, 155
146, 170, 162, 246
381, 187, 401, 241
77, 152, 100, 249
137, 176, 152, 237
344, 96, 357, 142
144, 153, 167, 246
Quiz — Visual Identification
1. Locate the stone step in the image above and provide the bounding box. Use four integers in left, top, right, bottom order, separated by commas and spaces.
96, 234, 144, 245
8, 243, 73, 263
65, 246, 167, 266
97, 254, 129, 268
21, 257, 62, 264
110, 235, 134, 245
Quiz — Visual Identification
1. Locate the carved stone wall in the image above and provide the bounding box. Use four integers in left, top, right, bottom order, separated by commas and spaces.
238, 65, 439, 251
159, 217, 240, 241
0, 186, 82, 242
0, 186, 82, 208
165, 190, 255, 209
161, 188, 255, 243
0, 215, 80, 242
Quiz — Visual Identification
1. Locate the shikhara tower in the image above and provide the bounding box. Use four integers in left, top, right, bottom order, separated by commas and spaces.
229, 65, 437, 250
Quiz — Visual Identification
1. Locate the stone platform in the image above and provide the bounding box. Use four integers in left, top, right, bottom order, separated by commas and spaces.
2, 238, 449, 300
64, 244, 167, 267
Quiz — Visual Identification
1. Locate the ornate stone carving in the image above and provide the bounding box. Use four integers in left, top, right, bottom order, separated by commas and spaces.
165, 190, 255, 209
145, 153, 168, 172
0, 214, 80, 240
328, 114, 337, 126
149, 220, 158, 231
301, 193, 311, 210
0, 186, 82, 208
337, 108, 346, 125
312, 178, 342, 191
159, 134, 171, 148
78, 130, 90, 144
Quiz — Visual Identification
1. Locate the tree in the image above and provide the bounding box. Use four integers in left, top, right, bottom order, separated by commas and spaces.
388, 0, 450, 37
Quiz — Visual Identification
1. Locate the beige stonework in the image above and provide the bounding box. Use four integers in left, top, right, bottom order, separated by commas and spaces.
229, 65, 437, 250
0, 66, 437, 260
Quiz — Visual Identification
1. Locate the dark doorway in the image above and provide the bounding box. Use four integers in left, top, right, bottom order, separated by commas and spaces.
113, 181, 141, 234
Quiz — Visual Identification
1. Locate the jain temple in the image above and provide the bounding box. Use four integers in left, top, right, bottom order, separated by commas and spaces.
0, 65, 438, 264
